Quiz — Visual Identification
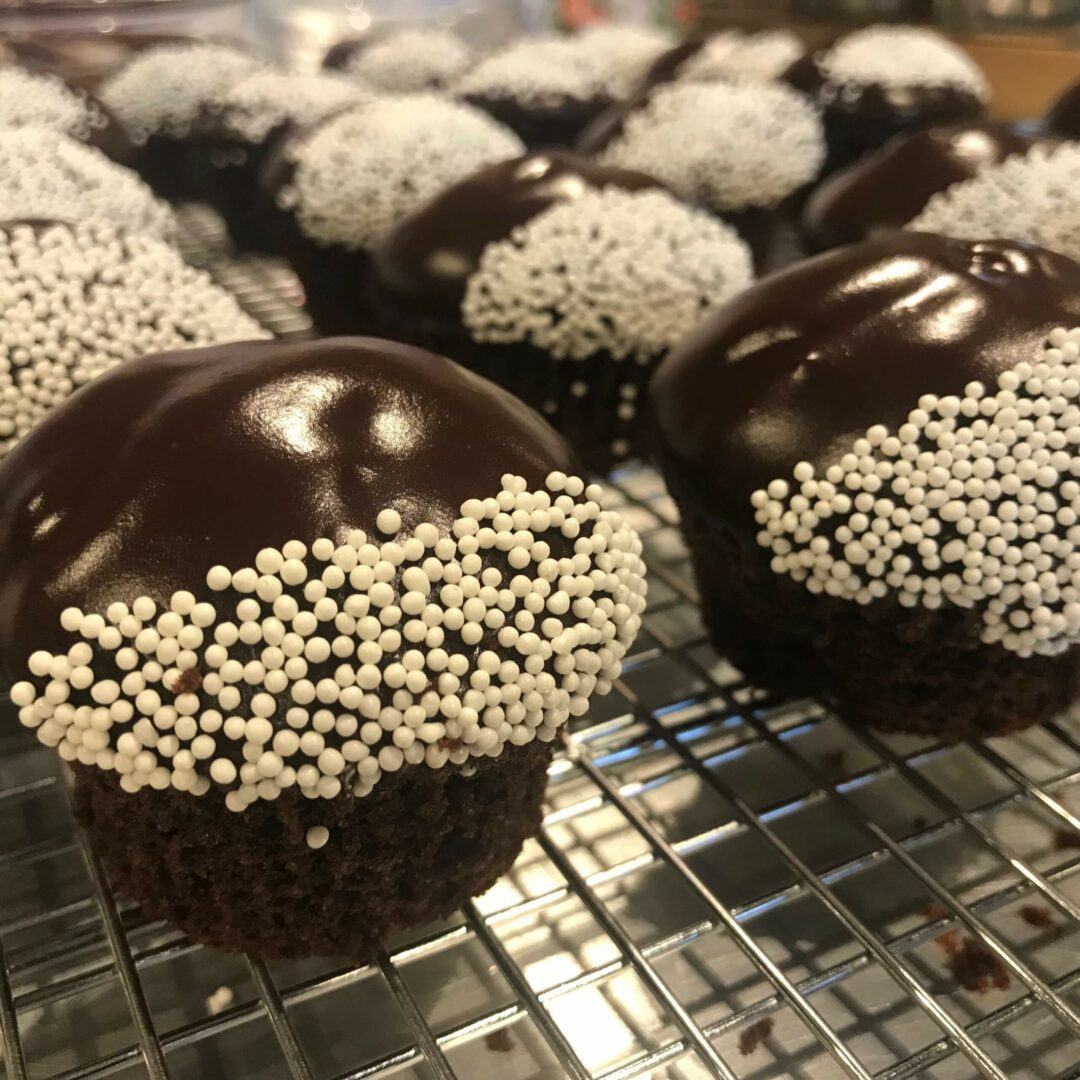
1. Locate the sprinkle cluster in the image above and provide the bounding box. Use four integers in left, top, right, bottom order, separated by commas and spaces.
12, 473, 647, 843
907, 143, 1080, 264
0, 221, 267, 461
462, 187, 752, 362
0, 127, 176, 239
455, 37, 605, 106
0, 68, 109, 143
100, 44, 265, 140
819, 26, 987, 96
754, 329, 1080, 657
600, 82, 825, 211
341, 28, 471, 93
213, 70, 366, 144
279, 96, 523, 250
677, 30, 802, 85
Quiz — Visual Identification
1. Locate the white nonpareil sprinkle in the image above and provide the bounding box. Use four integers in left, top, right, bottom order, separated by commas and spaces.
99, 44, 265, 141
306, 825, 330, 850
906, 143, 1080, 263
0, 221, 267, 461
574, 24, 675, 96
12, 473, 647, 816
462, 187, 753, 362
599, 81, 825, 211
677, 30, 803, 85
0, 127, 176, 239
455, 37, 604, 106
753, 328, 1080, 658
205, 986, 234, 1015
0, 68, 109, 142
279, 96, 523, 250
341, 28, 471, 93
819, 26, 987, 96
214, 71, 366, 144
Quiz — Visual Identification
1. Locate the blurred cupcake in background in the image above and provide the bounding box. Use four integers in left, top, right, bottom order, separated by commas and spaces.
640, 29, 803, 93
369, 150, 753, 472
1045, 78, 1080, 141
583, 80, 825, 271
803, 122, 1061, 252
323, 27, 472, 93
782, 26, 988, 174
263, 95, 523, 334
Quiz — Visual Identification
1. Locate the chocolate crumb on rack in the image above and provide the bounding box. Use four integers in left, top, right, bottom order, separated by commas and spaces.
738, 1017, 774, 1055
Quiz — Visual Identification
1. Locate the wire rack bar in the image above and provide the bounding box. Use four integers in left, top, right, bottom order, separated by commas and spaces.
247, 957, 315, 1080
0, 940, 28, 1080
374, 953, 456, 1080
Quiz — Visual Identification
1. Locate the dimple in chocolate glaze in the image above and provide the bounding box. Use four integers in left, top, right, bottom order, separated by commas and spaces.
372, 151, 661, 322
650, 233, 1080, 525
0, 338, 577, 677
802, 121, 1059, 251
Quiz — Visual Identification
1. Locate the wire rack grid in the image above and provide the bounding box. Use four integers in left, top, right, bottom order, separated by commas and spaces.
1, 209, 1079, 1080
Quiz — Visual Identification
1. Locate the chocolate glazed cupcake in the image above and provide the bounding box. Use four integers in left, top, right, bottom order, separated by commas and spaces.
1045, 79, 1080, 140
651, 233, 1080, 739
581, 80, 824, 272
0, 338, 647, 959
802, 121, 1059, 252
261, 96, 523, 335
323, 27, 472, 93
640, 29, 802, 93
369, 151, 753, 473
782, 26, 988, 175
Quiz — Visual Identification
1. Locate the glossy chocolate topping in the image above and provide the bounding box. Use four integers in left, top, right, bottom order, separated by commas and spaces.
1046, 79, 1080, 141
371, 151, 661, 322
651, 233, 1080, 524
0, 338, 578, 678
638, 38, 705, 92
803, 121, 1057, 250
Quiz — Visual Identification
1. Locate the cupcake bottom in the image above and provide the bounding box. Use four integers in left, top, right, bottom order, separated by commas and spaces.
367, 298, 655, 474
187, 138, 278, 253
74, 739, 554, 959
130, 135, 202, 201
676, 500, 1080, 740
724, 201, 808, 276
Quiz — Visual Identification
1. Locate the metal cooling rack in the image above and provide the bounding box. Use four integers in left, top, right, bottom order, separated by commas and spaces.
1, 208, 1080, 1080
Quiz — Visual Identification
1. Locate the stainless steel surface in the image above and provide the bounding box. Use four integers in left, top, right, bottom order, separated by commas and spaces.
1, 207, 1079, 1078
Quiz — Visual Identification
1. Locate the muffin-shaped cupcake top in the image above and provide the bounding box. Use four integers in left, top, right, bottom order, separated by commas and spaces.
324, 28, 472, 93
0, 67, 132, 161
2, 339, 647, 816
272, 96, 524, 252
784, 25, 987, 122
1046, 79, 1080, 141
907, 142, 1080, 263
645, 30, 802, 90
0, 128, 176, 239
99, 43, 265, 142
803, 122, 1057, 250
652, 234, 1080, 655
0, 220, 266, 462
594, 81, 825, 213
202, 70, 367, 146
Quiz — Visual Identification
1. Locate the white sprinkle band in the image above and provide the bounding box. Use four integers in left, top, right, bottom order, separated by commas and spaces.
753, 328, 1080, 658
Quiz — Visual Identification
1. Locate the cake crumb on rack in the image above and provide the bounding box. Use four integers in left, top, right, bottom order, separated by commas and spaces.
738, 1017, 774, 1056
947, 938, 1011, 994
1019, 904, 1057, 931
1053, 828, 1080, 851
484, 1028, 515, 1053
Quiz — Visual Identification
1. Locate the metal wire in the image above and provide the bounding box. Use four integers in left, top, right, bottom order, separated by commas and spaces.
2, 219, 1079, 1079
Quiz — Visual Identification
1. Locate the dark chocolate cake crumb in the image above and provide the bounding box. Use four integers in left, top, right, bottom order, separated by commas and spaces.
172, 667, 203, 695
946, 937, 1011, 993
738, 1017, 774, 1056
484, 1028, 515, 1053
1054, 829, 1080, 851
819, 748, 847, 778
912, 814, 928, 831
1019, 903, 1056, 930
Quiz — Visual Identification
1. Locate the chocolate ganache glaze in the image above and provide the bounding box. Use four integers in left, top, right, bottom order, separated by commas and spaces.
371, 151, 661, 325
1046, 79, 1080, 141
803, 121, 1059, 251
0, 338, 577, 679
651, 232, 1080, 525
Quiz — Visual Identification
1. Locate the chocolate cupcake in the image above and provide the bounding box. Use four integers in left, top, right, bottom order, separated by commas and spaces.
572, 24, 675, 98
803, 121, 1058, 251
323, 27, 472, 93
98, 43, 264, 199
188, 70, 366, 252
651, 232, 1080, 738
264, 96, 523, 334
1, 337, 647, 958
0, 220, 266, 461
587, 81, 825, 270
0, 128, 176, 239
782, 26, 988, 175
370, 151, 753, 473
0, 67, 134, 164
455, 37, 613, 149
1045, 79, 1080, 141
642, 29, 802, 92
907, 142, 1080, 263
